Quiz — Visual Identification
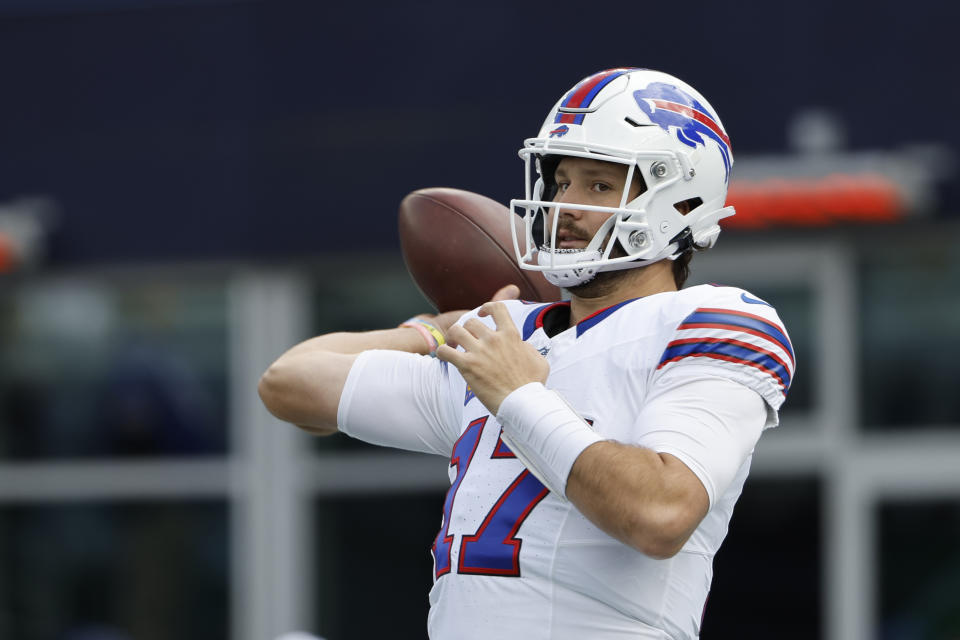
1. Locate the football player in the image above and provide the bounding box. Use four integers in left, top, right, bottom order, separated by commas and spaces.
259, 68, 794, 639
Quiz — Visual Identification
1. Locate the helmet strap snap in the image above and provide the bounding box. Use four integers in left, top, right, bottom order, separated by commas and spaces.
668, 227, 695, 255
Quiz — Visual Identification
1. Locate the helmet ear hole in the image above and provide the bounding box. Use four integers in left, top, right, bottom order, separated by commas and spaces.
673, 197, 703, 215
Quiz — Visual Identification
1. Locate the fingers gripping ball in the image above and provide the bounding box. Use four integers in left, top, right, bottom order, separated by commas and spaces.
398, 188, 562, 312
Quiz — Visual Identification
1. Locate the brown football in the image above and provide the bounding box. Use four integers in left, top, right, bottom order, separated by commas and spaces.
398, 188, 562, 312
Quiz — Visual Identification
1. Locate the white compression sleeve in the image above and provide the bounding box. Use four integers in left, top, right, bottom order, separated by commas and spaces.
495, 382, 605, 498
338, 350, 459, 455
635, 373, 767, 507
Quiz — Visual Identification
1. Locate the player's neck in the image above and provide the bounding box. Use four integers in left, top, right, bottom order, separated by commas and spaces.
567, 261, 677, 325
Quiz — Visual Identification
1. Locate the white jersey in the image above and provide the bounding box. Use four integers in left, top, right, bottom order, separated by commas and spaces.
338, 284, 795, 639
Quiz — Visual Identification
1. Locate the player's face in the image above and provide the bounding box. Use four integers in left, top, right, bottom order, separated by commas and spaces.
548, 157, 644, 250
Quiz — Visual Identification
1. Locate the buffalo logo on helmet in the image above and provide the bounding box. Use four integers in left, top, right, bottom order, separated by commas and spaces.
549, 125, 570, 138
632, 82, 732, 182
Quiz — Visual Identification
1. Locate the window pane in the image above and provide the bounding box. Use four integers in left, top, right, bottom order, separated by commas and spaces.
878, 499, 960, 639
313, 492, 443, 639
701, 476, 822, 638
312, 255, 432, 333
0, 276, 228, 458
859, 245, 960, 429
0, 501, 229, 639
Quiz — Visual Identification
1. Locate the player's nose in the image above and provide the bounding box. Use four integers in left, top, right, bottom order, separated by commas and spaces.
552, 190, 587, 218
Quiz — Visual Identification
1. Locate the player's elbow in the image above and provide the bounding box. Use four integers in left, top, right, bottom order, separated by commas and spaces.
257, 363, 295, 422
633, 527, 689, 560
625, 503, 700, 559
258, 361, 339, 436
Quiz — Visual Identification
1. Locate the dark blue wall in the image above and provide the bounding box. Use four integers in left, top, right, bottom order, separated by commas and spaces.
0, 0, 954, 264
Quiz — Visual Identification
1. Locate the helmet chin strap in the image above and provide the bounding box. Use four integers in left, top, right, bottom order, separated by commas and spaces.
537, 248, 603, 287
537, 248, 674, 287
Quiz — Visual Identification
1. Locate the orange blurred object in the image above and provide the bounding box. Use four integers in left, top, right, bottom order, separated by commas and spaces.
725, 173, 903, 228
0, 232, 15, 272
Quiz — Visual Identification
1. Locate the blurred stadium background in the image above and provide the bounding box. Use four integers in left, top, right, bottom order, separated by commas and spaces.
0, 0, 958, 638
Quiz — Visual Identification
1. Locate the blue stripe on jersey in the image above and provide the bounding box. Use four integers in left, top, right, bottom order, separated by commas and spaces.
660, 340, 792, 391
681, 309, 795, 364
576, 298, 638, 337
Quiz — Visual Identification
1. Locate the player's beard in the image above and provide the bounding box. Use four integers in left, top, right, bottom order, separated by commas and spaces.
564, 239, 635, 298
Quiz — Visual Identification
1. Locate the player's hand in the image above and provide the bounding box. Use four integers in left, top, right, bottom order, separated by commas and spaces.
418, 284, 520, 347
437, 299, 549, 414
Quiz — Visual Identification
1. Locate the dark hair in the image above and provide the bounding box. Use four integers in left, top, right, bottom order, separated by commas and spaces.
672, 250, 694, 289
672, 236, 716, 289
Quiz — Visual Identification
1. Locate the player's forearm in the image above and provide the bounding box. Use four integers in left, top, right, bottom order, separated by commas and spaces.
258, 328, 431, 434
495, 383, 708, 558
565, 441, 708, 559
281, 327, 433, 358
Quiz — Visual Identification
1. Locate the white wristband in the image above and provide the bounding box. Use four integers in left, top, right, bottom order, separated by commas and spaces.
496, 382, 605, 499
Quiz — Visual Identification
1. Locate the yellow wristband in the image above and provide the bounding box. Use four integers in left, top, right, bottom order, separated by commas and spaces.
417, 320, 446, 349
399, 318, 446, 355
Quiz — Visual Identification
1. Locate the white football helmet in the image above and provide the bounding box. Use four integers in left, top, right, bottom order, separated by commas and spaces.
510, 68, 736, 287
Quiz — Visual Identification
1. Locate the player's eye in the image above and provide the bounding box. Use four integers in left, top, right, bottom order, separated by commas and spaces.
592, 182, 612, 193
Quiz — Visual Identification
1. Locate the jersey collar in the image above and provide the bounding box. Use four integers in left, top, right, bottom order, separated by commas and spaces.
522, 298, 640, 340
